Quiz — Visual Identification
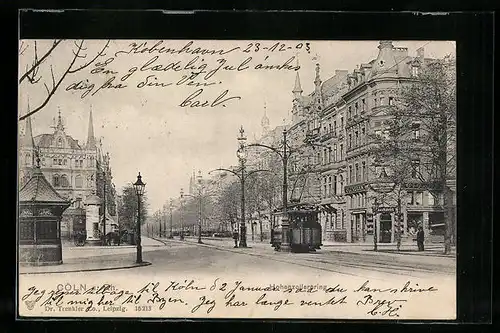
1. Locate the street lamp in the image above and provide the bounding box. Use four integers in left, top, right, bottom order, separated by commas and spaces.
181, 170, 210, 244
179, 188, 185, 240
236, 126, 248, 248
133, 172, 146, 264
168, 199, 174, 239
210, 126, 270, 249
368, 167, 396, 251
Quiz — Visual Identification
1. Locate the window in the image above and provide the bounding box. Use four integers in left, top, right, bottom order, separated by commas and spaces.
412, 123, 421, 139
328, 123, 332, 133
57, 138, 63, 148
340, 144, 344, 160
415, 192, 423, 205
63, 159, 67, 165
411, 160, 420, 178
362, 98, 366, 111
53, 158, 57, 166
79, 160, 83, 168
407, 191, 415, 205
61, 175, 69, 187
374, 98, 378, 106
58, 159, 62, 165
339, 176, 344, 194
316, 152, 321, 165
348, 106, 352, 118
333, 121, 337, 135
349, 165, 353, 183
75, 175, 83, 188
20, 220, 34, 241
361, 127, 366, 145
380, 95, 385, 105
328, 177, 332, 196
428, 192, 436, 206
362, 162, 366, 181
355, 163, 360, 182
53, 175, 60, 187
389, 97, 394, 105
36, 220, 58, 240
348, 134, 352, 148
355, 102, 358, 114
355, 131, 359, 147
334, 175, 338, 195
340, 117, 344, 129
333, 144, 337, 162
412, 66, 419, 77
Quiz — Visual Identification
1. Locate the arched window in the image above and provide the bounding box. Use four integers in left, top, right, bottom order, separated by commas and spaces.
75, 175, 83, 188
339, 175, 344, 194
53, 174, 60, 187
57, 138, 63, 148
61, 175, 69, 187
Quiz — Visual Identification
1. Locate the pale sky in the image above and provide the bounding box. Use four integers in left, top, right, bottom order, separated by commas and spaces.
18, 40, 455, 212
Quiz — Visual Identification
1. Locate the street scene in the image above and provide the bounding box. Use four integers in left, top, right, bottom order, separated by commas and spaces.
17, 39, 456, 319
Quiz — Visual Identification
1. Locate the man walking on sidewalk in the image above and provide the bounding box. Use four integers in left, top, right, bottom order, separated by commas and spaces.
233, 228, 239, 248
417, 225, 425, 251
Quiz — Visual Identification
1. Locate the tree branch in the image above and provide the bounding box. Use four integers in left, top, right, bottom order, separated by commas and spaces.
19, 39, 63, 84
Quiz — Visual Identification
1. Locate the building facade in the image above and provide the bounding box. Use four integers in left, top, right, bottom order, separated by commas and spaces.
251, 41, 455, 244
18, 109, 116, 239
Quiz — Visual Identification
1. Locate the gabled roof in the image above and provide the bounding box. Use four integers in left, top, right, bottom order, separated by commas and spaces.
19, 168, 70, 205
34, 133, 82, 149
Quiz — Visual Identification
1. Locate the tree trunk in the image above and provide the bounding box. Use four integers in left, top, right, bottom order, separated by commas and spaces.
443, 186, 454, 254
258, 210, 264, 242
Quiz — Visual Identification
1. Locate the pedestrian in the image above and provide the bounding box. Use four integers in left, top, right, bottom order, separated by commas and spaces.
233, 228, 239, 248
417, 225, 425, 251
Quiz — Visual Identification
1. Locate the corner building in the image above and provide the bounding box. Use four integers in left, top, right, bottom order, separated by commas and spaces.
286, 41, 449, 244
18, 109, 116, 240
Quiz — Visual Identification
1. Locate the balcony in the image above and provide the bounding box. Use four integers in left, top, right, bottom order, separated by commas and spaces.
305, 128, 320, 142
319, 131, 337, 142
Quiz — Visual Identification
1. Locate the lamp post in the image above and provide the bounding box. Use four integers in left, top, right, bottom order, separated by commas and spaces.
168, 199, 174, 239
247, 127, 291, 251
179, 189, 186, 240
133, 172, 146, 264
181, 170, 211, 244
210, 126, 270, 249
368, 167, 396, 252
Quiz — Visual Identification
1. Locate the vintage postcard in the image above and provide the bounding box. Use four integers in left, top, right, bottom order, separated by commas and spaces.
17, 39, 456, 319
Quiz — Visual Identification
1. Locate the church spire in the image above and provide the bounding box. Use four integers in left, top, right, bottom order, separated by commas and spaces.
314, 63, 322, 87
292, 54, 303, 97
86, 106, 97, 149
56, 107, 64, 132
261, 101, 270, 134
22, 102, 35, 148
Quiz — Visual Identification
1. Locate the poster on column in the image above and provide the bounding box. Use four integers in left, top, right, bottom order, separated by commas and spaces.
17, 15, 458, 320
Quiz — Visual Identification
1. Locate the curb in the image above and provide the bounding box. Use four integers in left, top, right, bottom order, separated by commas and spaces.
19, 261, 152, 275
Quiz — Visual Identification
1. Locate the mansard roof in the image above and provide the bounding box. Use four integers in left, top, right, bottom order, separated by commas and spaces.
34, 133, 83, 149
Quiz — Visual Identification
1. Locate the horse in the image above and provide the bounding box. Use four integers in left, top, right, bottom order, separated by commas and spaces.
102, 231, 121, 246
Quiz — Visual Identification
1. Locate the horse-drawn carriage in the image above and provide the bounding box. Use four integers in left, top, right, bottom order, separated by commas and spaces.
72, 229, 130, 246
271, 204, 322, 253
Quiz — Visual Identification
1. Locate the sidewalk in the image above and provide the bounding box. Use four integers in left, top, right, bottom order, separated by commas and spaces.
176, 236, 455, 258
19, 236, 166, 274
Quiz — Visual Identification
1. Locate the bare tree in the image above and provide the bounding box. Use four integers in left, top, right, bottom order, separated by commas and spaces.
370, 58, 456, 254
18, 39, 110, 121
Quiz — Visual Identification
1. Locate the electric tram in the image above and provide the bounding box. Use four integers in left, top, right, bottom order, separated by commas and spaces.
270, 203, 322, 253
